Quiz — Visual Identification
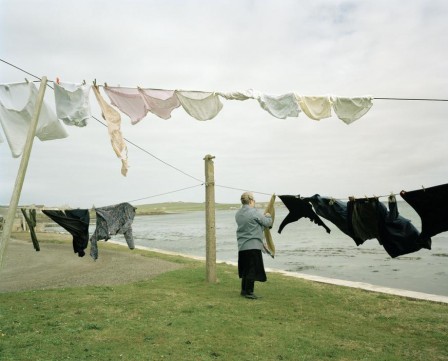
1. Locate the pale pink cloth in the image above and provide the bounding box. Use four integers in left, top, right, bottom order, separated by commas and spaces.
138, 88, 180, 119
104, 87, 147, 125
92, 85, 128, 176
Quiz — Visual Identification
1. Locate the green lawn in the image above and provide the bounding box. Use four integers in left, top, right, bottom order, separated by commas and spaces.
0, 245, 447, 361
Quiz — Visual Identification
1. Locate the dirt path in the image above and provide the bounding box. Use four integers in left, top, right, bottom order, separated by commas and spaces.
0, 237, 184, 293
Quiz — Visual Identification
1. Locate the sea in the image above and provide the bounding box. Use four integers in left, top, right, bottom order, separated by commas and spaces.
47, 202, 448, 297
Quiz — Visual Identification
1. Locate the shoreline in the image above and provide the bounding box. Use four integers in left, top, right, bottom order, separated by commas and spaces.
108, 240, 448, 304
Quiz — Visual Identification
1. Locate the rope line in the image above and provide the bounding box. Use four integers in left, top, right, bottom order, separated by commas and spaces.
125, 184, 204, 203
92, 116, 204, 183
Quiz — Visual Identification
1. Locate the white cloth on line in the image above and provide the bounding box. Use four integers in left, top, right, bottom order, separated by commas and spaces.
257, 92, 300, 119
103, 87, 148, 125
54, 82, 91, 127
176, 91, 223, 121
216, 89, 257, 101
331, 96, 373, 124
0, 82, 68, 158
296, 95, 332, 120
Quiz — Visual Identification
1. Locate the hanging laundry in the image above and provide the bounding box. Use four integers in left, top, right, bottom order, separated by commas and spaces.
296, 95, 332, 120
89, 202, 136, 260
378, 195, 431, 258
176, 91, 223, 121
278, 195, 331, 234
20, 208, 40, 251
0, 82, 68, 158
54, 81, 91, 127
138, 88, 181, 120
216, 89, 257, 101
263, 194, 276, 258
257, 93, 300, 119
331, 96, 373, 124
305, 194, 363, 246
42, 209, 90, 257
103, 87, 148, 125
92, 85, 129, 176
348, 197, 380, 244
400, 183, 448, 239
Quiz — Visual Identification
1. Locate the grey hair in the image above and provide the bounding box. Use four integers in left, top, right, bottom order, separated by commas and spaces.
240, 192, 254, 205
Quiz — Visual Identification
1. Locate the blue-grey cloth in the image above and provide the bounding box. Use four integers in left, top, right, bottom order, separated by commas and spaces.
305, 194, 362, 245
90, 202, 136, 260
235, 205, 272, 251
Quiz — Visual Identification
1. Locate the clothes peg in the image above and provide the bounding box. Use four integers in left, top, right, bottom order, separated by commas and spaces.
422, 185, 425, 191
56, 77, 60, 84
349, 196, 355, 202
82, 79, 86, 85
93, 79, 97, 87
104, 82, 108, 87
25, 78, 29, 83
329, 197, 335, 205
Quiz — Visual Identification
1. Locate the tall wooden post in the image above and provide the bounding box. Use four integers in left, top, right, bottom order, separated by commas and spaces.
204, 154, 217, 283
0, 77, 48, 270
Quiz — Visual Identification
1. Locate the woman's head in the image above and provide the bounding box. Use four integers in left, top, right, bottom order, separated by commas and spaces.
240, 192, 255, 205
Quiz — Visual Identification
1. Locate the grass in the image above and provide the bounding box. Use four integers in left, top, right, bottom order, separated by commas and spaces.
0, 242, 447, 361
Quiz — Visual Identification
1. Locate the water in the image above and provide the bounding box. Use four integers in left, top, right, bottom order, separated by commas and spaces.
128, 203, 448, 297
46, 203, 448, 296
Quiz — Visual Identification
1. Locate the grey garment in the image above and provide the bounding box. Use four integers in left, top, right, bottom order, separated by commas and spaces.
90, 202, 136, 260
235, 205, 272, 251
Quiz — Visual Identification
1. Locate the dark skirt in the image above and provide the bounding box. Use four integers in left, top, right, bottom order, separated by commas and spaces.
238, 249, 267, 282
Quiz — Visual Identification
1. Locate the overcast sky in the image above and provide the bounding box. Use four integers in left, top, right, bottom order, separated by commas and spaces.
1, 0, 447, 208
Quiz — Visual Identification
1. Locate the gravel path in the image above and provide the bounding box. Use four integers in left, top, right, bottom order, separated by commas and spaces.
0, 238, 184, 293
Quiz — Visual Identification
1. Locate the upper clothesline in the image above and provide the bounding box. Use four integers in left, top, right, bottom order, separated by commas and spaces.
0, 79, 375, 175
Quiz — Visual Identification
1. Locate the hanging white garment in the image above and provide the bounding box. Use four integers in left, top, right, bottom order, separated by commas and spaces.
138, 88, 180, 120
257, 92, 300, 119
331, 96, 373, 124
54, 82, 91, 127
0, 82, 68, 158
104, 87, 148, 125
176, 91, 223, 121
92, 85, 129, 176
216, 89, 256, 101
296, 95, 332, 120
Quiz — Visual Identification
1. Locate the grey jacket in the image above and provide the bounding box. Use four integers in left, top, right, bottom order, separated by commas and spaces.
235, 205, 272, 251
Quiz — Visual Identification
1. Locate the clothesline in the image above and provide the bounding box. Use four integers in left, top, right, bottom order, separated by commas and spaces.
1, 58, 446, 207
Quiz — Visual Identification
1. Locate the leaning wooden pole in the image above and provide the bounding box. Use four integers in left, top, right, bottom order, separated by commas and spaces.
204, 154, 217, 283
0, 76, 48, 270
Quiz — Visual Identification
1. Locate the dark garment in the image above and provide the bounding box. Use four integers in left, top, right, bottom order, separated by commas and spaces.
42, 209, 90, 257
305, 194, 363, 246
238, 249, 267, 283
278, 195, 331, 234
348, 197, 381, 244
347, 196, 430, 258
378, 195, 431, 258
400, 183, 448, 239
90, 202, 136, 260
21, 208, 40, 251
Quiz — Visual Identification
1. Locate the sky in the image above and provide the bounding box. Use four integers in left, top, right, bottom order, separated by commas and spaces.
1, 0, 447, 208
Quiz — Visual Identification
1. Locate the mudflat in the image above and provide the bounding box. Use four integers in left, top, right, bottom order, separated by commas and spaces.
0, 237, 183, 293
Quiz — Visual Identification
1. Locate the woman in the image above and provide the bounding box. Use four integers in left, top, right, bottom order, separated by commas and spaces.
235, 192, 272, 299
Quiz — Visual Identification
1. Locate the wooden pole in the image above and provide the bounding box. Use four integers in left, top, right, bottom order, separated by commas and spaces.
204, 154, 217, 283
0, 77, 48, 270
